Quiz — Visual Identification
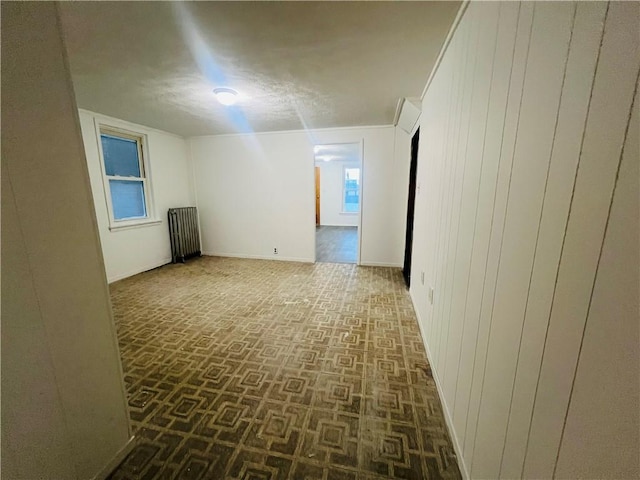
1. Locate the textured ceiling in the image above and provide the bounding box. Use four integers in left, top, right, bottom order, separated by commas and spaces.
59, 1, 460, 137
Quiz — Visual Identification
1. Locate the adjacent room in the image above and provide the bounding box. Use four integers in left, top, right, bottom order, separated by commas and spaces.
3, 2, 638, 480
314, 143, 362, 264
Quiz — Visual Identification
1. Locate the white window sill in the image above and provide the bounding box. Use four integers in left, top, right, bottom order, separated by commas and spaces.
109, 219, 162, 232
340, 211, 359, 215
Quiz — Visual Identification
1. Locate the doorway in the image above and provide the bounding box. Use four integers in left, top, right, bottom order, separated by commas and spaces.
403, 128, 420, 287
315, 166, 321, 226
313, 142, 362, 264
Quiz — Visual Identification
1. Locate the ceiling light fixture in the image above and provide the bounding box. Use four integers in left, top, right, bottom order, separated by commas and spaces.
213, 87, 239, 106
315, 155, 336, 162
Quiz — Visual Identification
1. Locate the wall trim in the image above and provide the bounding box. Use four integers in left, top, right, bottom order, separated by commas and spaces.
79, 109, 186, 140
201, 252, 314, 264
108, 257, 171, 283
393, 98, 405, 126
359, 261, 403, 268
81, 109, 395, 141
92, 435, 136, 480
420, 0, 470, 101
189, 124, 395, 141
409, 290, 470, 480
410, 114, 422, 138
108, 219, 163, 232
319, 223, 359, 227
201, 252, 399, 268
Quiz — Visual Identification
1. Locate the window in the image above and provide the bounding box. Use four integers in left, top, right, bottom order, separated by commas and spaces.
98, 126, 156, 229
343, 166, 360, 213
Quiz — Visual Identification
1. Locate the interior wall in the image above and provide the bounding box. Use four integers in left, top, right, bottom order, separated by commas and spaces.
190, 125, 410, 266
1, 3, 132, 478
410, 2, 639, 479
315, 160, 359, 227
79, 110, 195, 282
393, 126, 411, 264
555, 77, 639, 480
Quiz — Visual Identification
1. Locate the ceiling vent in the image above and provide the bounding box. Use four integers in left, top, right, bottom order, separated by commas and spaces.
395, 98, 421, 134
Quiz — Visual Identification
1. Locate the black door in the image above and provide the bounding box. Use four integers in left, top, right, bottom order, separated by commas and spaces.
403, 128, 420, 287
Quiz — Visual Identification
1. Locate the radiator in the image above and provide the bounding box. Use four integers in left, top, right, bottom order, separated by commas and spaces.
168, 207, 201, 263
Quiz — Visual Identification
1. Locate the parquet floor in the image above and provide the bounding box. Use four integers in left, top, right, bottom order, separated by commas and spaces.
108, 256, 461, 480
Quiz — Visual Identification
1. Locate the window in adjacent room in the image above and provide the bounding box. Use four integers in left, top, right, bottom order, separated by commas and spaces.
98, 127, 155, 229
343, 166, 360, 213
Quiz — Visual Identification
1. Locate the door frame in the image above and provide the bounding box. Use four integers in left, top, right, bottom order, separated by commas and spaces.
315, 166, 321, 226
311, 139, 364, 265
403, 128, 420, 287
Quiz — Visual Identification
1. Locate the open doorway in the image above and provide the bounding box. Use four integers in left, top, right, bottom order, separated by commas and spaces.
313, 143, 362, 264
403, 128, 419, 286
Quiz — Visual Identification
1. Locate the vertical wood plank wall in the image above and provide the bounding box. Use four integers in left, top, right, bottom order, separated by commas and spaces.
410, 2, 639, 478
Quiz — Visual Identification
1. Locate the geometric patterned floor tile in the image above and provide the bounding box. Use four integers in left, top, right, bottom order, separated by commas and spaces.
107, 256, 461, 479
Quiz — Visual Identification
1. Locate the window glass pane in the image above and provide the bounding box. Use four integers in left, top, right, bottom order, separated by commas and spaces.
109, 180, 146, 220
344, 167, 360, 212
101, 134, 141, 177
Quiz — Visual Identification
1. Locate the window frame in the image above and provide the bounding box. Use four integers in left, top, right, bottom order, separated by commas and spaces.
341, 164, 361, 214
95, 121, 159, 231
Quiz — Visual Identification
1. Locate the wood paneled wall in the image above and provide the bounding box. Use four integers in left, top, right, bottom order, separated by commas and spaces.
410, 2, 639, 478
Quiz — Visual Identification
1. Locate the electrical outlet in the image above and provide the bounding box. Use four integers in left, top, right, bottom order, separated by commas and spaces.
428, 286, 434, 305
274, 247, 278, 255
420, 271, 425, 285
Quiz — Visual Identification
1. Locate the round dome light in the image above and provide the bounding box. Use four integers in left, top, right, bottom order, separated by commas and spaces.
213, 87, 239, 106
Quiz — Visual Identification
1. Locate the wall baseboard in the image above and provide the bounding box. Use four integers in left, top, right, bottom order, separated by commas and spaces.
409, 291, 470, 480
203, 252, 401, 268
92, 435, 136, 480
107, 257, 171, 283
318, 223, 359, 228
201, 251, 314, 264
359, 261, 403, 268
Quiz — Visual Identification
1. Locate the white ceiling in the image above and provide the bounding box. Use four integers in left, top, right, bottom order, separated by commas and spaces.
59, 1, 460, 137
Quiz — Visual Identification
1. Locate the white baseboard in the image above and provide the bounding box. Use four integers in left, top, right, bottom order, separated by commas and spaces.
201, 252, 401, 268
107, 257, 171, 283
409, 290, 470, 480
359, 261, 403, 268
318, 223, 359, 228
201, 251, 314, 264
92, 435, 136, 480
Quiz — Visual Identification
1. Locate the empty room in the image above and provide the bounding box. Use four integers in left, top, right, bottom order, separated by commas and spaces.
2, 2, 638, 480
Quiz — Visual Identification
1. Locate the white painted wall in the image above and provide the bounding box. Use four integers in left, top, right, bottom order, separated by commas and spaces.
410, 2, 639, 479
316, 160, 359, 227
555, 77, 639, 480
190, 125, 410, 267
1, 3, 132, 478
79, 110, 195, 282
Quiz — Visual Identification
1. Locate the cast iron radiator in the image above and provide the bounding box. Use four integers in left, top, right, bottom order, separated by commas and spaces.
168, 207, 201, 263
